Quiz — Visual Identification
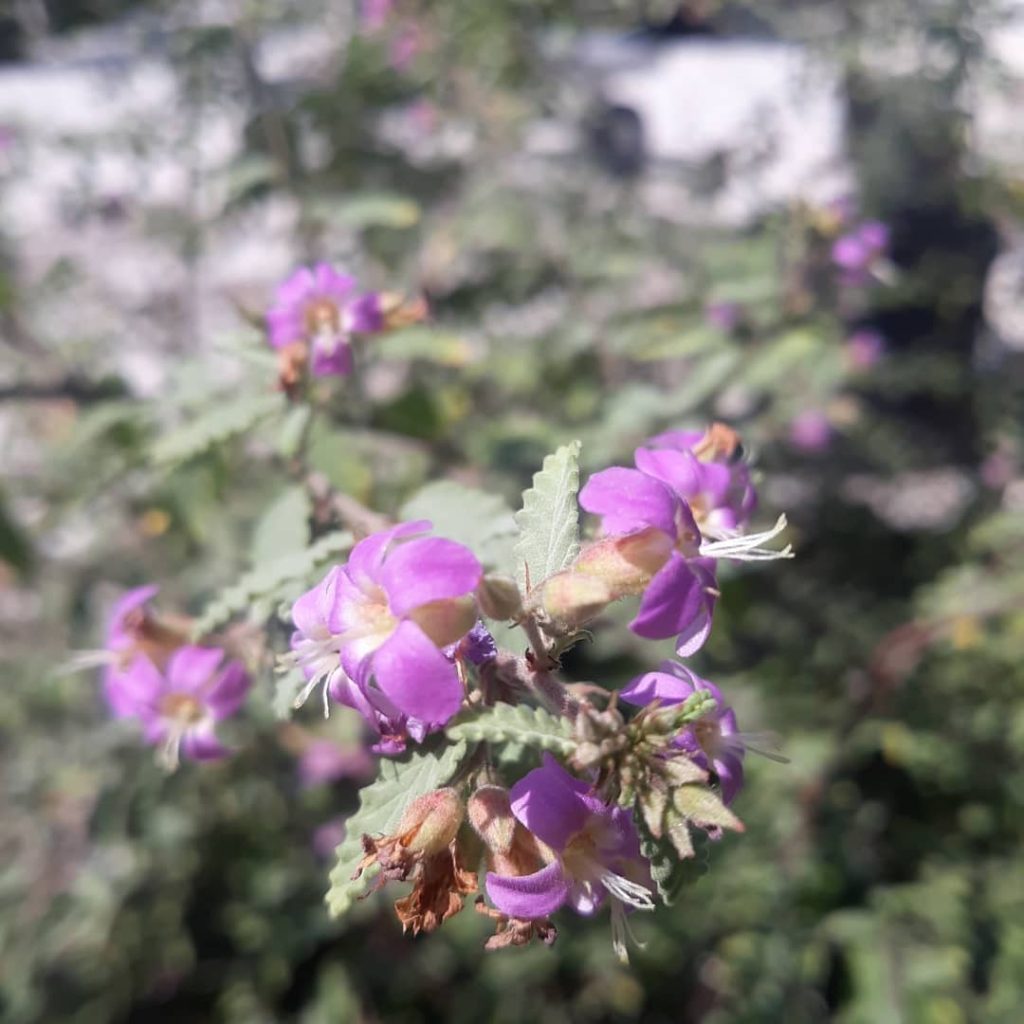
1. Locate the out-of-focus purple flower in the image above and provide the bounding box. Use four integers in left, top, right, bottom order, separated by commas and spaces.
638, 422, 757, 535
360, 0, 393, 32
846, 329, 885, 371
107, 645, 250, 770
388, 25, 423, 72
705, 301, 743, 333
484, 754, 653, 963
266, 263, 382, 377
620, 662, 745, 804
789, 410, 832, 452
99, 585, 189, 715
313, 818, 348, 860
832, 220, 890, 285
297, 738, 374, 788
288, 521, 482, 742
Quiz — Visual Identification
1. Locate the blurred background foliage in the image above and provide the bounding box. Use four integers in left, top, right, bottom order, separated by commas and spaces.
2, 0, 1024, 1021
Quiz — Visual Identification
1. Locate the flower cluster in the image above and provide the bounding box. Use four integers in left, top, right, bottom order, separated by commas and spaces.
280, 421, 789, 962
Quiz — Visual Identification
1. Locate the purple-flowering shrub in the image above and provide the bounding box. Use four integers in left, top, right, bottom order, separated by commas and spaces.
94, 257, 793, 964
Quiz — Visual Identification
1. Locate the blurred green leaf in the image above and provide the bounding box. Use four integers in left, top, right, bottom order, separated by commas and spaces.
400, 480, 517, 574
152, 393, 285, 468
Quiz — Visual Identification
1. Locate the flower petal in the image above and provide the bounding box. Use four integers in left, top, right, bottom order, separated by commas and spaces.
634, 447, 703, 500
485, 861, 570, 919
346, 520, 431, 585
509, 753, 591, 851
181, 723, 229, 761
579, 467, 679, 538
205, 660, 251, 720
629, 552, 706, 641
106, 584, 160, 647
104, 655, 164, 719
378, 537, 482, 616
370, 620, 463, 724
714, 753, 745, 805
166, 646, 225, 693
293, 567, 343, 636
313, 262, 355, 297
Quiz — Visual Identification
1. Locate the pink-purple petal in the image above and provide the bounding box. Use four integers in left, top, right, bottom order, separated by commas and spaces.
378, 537, 482, 616
630, 552, 706, 640
509, 754, 591, 851
205, 660, 251, 720
485, 860, 570, 919
633, 447, 703, 500
166, 646, 225, 694
370, 620, 463, 724
346, 520, 431, 585
579, 467, 679, 538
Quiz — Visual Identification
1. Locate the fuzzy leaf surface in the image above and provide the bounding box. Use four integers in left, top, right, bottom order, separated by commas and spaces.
513, 440, 582, 593
446, 703, 576, 756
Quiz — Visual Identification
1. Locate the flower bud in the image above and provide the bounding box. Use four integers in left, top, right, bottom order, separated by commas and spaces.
398, 788, 465, 856
379, 292, 430, 330
572, 528, 673, 596
540, 571, 612, 629
475, 574, 523, 622
467, 786, 517, 855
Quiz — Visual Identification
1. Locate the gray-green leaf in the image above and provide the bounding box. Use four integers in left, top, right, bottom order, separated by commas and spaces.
513, 440, 582, 593
446, 703, 576, 756
152, 392, 285, 468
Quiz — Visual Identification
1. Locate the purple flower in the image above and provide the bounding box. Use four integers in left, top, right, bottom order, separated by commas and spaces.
288, 521, 482, 743
789, 410, 832, 452
832, 220, 890, 285
266, 263, 382, 377
638, 423, 757, 534
577, 444, 787, 653
107, 645, 250, 770
484, 755, 653, 962
704, 301, 743, 333
846, 329, 885, 371
620, 662, 745, 804
360, 0, 393, 31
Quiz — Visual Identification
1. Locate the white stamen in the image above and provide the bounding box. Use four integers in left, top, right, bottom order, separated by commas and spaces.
58, 649, 119, 674
699, 514, 793, 562
599, 868, 656, 911
158, 722, 187, 773
610, 900, 648, 966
